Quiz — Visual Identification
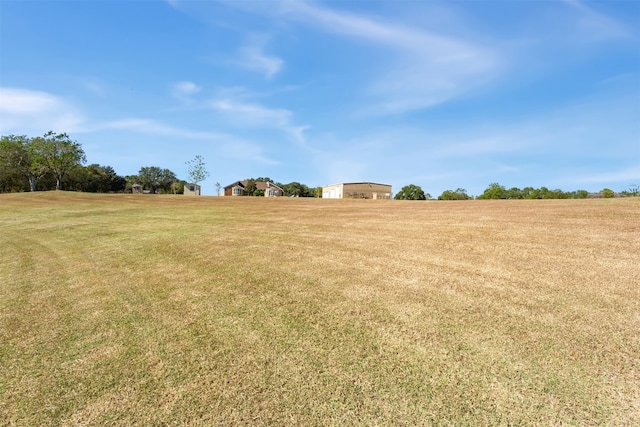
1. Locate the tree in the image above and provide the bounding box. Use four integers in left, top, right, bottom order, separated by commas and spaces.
66, 164, 126, 193
572, 190, 589, 199
171, 179, 188, 194
244, 179, 257, 196
438, 188, 470, 200
622, 184, 639, 197
186, 155, 209, 190
394, 184, 426, 200
477, 183, 507, 199
600, 188, 615, 198
0, 134, 49, 191
138, 166, 177, 193
34, 131, 86, 190
215, 182, 221, 196
506, 187, 524, 199
0, 136, 30, 192
282, 181, 311, 197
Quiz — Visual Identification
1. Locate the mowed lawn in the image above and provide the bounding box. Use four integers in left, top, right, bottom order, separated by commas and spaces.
1, 192, 638, 426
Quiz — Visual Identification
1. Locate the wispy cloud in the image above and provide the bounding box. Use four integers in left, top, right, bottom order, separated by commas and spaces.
561, 0, 635, 41
210, 96, 308, 145
235, 45, 283, 79
219, 140, 280, 165
171, 81, 202, 102
98, 118, 225, 141
0, 87, 86, 134
279, 0, 501, 114
97, 117, 280, 165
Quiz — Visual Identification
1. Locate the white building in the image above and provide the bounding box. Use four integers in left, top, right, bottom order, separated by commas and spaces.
322, 182, 392, 199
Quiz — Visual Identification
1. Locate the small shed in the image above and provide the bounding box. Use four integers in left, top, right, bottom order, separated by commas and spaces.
184, 183, 201, 196
131, 184, 142, 194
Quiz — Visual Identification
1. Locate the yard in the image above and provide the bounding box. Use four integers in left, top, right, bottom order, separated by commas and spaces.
1, 192, 638, 425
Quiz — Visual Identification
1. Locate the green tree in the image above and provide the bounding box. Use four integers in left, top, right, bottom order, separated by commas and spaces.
33, 131, 86, 190
186, 155, 209, 190
244, 179, 257, 196
0, 134, 49, 191
138, 166, 177, 193
124, 175, 140, 193
601, 188, 615, 198
171, 179, 188, 194
438, 188, 470, 200
282, 181, 311, 197
394, 184, 426, 200
67, 164, 125, 193
506, 187, 523, 199
478, 183, 507, 199
572, 190, 589, 199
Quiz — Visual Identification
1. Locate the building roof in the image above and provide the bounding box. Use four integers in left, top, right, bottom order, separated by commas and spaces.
323, 182, 391, 187
224, 180, 284, 191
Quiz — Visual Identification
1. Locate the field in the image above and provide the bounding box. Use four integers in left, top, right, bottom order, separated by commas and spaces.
1, 192, 638, 426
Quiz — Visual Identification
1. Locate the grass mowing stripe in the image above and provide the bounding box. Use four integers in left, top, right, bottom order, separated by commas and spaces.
1, 192, 638, 425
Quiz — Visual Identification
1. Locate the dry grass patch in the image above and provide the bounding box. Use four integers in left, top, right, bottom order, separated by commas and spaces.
1, 192, 638, 425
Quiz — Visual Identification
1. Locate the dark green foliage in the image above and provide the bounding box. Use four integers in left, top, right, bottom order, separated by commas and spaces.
244, 179, 257, 196
65, 164, 126, 193
137, 166, 177, 193
1, 132, 86, 191
0, 134, 49, 191
244, 178, 319, 197
394, 184, 427, 200
438, 188, 470, 200
477, 183, 507, 199
281, 181, 313, 197
477, 183, 590, 199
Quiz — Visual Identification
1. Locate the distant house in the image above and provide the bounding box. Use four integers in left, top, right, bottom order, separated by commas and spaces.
184, 183, 201, 196
131, 184, 142, 194
322, 182, 392, 199
224, 180, 285, 197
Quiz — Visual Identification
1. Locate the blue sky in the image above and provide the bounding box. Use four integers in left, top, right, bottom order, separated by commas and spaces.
1, 0, 638, 196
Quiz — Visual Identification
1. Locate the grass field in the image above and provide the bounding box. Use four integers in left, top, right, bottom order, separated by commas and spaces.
1, 192, 638, 426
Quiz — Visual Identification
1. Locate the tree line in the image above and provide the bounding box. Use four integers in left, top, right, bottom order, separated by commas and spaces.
394, 182, 639, 200
0, 133, 194, 194
0, 134, 324, 196
4, 133, 636, 198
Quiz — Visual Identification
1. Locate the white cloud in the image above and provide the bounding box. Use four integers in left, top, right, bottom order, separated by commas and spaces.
210, 97, 308, 145
171, 81, 202, 101
212, 99, 291, 127
561, 0, 635, 41
280, 1, 501, 114
0, 87, 86, 134
237, 45, 283, 79
99, 118, 225, 140
98, 118, 280, 165
219, 140, 280, 165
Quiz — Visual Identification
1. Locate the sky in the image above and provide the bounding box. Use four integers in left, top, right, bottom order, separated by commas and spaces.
1, 0, 639, 196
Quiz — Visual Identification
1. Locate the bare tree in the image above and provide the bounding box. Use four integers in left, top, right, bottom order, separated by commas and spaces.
186, 155, 209, 191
